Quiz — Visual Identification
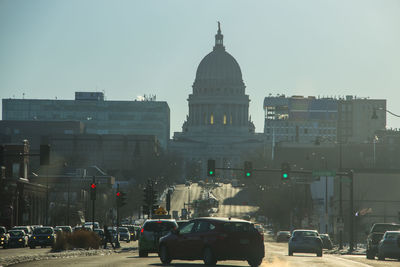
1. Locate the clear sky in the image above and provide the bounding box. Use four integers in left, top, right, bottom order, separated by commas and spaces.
1, 0, 399, 136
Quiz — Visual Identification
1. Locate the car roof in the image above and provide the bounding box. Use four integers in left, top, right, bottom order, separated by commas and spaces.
195, 217, 250, 223
385, 231, 400, 234
144, 219, 176, 223
293, 229, 318, 233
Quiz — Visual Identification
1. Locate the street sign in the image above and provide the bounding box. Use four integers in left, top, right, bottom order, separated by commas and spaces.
155, 207, 167, 215
312, 170, 336, 177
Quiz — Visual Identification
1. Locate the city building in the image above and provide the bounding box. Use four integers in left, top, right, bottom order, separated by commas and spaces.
264, 94, 386, 145
2, 92, 170, 149
170, 23, 263, 179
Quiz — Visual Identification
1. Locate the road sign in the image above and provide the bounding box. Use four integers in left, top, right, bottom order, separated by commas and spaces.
155, 207, 167, 215
312, 170, 336, 177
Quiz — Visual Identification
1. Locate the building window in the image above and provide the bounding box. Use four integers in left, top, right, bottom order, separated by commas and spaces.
12, 163, 20, 178
210, 114, 214, 125
223, 114, 227, 125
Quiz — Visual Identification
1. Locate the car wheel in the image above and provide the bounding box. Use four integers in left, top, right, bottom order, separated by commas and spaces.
139, 250, 148, 257
247, 257, 262, 267
203, 247, 217, 266
30, 245, 35, 249
366, 250, 374, 259
159, 244, 172, 265
288, 250, 293, 256
378, 253, 385, 261
317, 250, 323, 257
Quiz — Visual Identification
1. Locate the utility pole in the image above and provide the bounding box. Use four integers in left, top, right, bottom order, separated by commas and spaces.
339, 133, 343, 249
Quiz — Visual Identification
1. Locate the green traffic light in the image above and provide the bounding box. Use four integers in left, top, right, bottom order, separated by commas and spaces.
283, 173, 288, 179
246, 172, 251, 177
209, 171, 214, 175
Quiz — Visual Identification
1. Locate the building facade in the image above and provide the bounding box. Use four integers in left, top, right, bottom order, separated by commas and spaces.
170, 23, 263, 179
264, 95, 386, 145
2, 92, 170, 149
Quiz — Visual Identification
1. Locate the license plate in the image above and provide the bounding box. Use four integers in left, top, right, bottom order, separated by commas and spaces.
240, 239, 249, 244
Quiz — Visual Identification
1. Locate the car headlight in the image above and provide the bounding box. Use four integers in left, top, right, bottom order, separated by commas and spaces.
48, 236, 50, 239
33, 236, 36, 239
1, 237, 4, 240
19, 238, 23, 242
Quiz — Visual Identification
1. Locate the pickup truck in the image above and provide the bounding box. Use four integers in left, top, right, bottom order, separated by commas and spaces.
366, 223, 400, 259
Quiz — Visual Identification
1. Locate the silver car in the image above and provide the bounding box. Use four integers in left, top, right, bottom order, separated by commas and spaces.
288, 230, 323, 257
377, 231, 400, 260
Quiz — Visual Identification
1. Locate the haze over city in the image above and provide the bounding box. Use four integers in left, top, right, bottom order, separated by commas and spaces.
1, 0, 399, 134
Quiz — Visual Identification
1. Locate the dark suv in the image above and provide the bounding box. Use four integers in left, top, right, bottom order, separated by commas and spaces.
158, 217, 265, 267
138, 219, 178, 257
366, 223, 400, 259
29, 227, 56, 248
0, 226, 9, 248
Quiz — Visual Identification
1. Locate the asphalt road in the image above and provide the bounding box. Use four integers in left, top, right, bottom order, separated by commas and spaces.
10, 238, 400, 267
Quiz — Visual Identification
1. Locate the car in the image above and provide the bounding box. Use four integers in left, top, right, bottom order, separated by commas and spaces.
7, 230, 28, 248
118, 227, 130, 243
319, 234, 333, 249
56, 226, 72, 234
176, 220, 189, 229
138, 219, 178, 257
84, 222, 100, 229
158, 217, 265, 267
366, 223, 400, 259
107, 227, 120, 243
288, 229, 323, 257
12, 226, 32, 237
276, 231, 291, 242
377, 231, 400, 260
29, 227, 56, 248
93, 228, 105, 244
123, 225, 139, 241
254, 224, 264, 234
0, 226, 9, 248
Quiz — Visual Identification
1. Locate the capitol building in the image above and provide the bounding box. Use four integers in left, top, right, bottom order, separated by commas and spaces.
170, 23, 263, 179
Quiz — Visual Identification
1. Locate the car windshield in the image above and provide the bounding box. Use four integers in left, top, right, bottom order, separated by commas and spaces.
372, 224, 400, 233
34, 228, 53, 235
94, 229, 104, 234
0, 228, 5, 234
60, 227, 71, 232
384, 232, 400, 239
222, 222, 255, 232
9, 231, 23, 237
294, 231, 318, 237
119, 228, 128, 233
143, 221, 177, 232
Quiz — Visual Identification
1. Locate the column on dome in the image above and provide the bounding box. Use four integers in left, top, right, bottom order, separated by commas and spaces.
189, 104, 193, 125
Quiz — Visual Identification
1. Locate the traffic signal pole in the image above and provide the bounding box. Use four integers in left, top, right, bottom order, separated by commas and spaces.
92, 176, 95, 230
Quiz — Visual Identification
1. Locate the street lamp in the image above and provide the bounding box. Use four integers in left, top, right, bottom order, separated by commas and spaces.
371, 107, 400, 119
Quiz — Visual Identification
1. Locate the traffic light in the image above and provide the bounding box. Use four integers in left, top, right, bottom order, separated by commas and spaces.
90, 183, 96, 200
116, 191, 127, 207
207, 159, 215, 177
244, 161, 252, 178
40, 144, 50, 166
281, 162, 291, 181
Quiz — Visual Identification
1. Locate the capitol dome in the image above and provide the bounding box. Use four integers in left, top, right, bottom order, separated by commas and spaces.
193, 23, 245, 91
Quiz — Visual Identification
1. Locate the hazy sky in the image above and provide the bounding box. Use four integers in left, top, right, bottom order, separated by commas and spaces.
1, 0, 399, 136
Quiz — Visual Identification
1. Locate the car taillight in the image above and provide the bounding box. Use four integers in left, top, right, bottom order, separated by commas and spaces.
140, 228, 144, 234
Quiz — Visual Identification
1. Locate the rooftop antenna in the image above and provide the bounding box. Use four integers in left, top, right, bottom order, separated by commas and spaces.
22, 93, 25, 99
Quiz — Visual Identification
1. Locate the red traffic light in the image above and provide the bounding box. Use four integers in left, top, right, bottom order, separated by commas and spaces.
116, 192, 121, 197
91, 183, 96, 189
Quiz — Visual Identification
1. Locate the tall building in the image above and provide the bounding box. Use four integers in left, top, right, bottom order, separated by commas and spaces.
2, 92, 170, 149
170, 23, 262, 178
264, 95, 386, 144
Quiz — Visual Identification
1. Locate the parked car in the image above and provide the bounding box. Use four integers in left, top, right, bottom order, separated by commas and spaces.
123, 225, 138, 241
276, 231, 291, 242
288, 229, 323, 257
138, 219, 178, 257
158, 217, 265, 267
84, 222, 100, 229
377, 231, 400, 260
319, 234, 333, 249
118, 227, 130, 243
0, 226, 9, 248
56, 226, 72, 234
7, 230, 28, 248
254, 224, 264, 234
29, 227, 56, 248
366, 223, 400, 259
